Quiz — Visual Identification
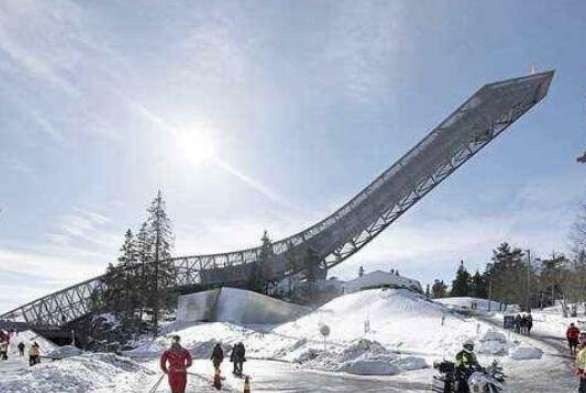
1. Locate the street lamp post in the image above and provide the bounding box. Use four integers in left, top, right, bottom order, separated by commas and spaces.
526, 249, 532, 312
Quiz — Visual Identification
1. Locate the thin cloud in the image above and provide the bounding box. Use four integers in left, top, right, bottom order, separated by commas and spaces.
0, 156, 35, 175
129, 99, 300, 211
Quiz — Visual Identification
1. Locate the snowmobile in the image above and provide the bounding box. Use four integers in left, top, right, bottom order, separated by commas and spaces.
432, 360, 507, 393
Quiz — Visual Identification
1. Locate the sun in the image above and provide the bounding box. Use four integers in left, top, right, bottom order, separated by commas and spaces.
176, 129, 216, 166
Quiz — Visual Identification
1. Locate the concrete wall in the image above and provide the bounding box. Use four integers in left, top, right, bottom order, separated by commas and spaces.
176, 288, 221, 323
176, 287, 309, 325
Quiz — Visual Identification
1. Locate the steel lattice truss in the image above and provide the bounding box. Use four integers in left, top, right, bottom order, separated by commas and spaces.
0, 71, 554, 327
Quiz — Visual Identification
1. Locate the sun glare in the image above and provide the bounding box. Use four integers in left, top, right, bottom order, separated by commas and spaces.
176, 130, 216, 166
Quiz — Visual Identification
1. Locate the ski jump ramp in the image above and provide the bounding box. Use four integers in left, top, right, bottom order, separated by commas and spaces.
0, 71, 555, 328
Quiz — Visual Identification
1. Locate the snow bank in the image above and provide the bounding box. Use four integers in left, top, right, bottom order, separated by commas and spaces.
338, 358, 400, 375
0, 353, 154, 393
275, 288, 477, 354
509, 346, 543, 360
477, 330, 510, 355
436, 297, 511, 312
481, 330, 507, 343
130, 322, 299, 359
46, 345, 83, 359
292, 339, 427, 376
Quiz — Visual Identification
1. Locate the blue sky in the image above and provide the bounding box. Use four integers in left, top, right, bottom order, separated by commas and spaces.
1, 1, 585, 312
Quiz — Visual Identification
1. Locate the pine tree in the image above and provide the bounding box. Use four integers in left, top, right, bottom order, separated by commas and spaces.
117, 229, 140, 328
470, 270, 488, 298
425, 284, 431, 298
431, 279, 448, 298
145, 190, 175, 337
451, 260, 471, 297
486, 242, 526, 308
135, 221, 152, 326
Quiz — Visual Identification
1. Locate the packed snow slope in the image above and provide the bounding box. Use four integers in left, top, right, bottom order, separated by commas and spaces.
135, 288, 481, 359
0, 353, 154, 393
275, 288, 475, 355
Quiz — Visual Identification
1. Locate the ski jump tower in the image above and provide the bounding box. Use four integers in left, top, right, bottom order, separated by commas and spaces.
0, 71, 554, 328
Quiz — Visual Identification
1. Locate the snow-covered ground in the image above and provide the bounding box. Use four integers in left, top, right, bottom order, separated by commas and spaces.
0, 290, 579, 392
436, 297, 512, 312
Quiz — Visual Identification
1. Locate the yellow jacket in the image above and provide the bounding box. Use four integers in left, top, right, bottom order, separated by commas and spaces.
576, 347, 586, 370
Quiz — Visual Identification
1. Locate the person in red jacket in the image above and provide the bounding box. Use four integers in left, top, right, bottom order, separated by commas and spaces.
567, 323, 581, 355
160, 335, 193, 393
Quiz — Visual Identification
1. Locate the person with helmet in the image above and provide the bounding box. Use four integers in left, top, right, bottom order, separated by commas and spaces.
455, 340, 480, 393
568, 323, 581, 355
575, 332, 586, 393
160, 335, 193, 393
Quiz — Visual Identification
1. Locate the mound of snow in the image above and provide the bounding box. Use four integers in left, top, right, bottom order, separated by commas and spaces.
292, 339, 427, 375
46, 345, 83, 359
275, 288, 476, 354
0, 353, 154, 393
392, 356, 429, 371
509, 346, 543, 360
130, 321, 300, 359
339, 339, 388, 362
480, 331, 507, 343
478, 340, 508, 355
477, 330, 510, 355
338, 358, 400, 375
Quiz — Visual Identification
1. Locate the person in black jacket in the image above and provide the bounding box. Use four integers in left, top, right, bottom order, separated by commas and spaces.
210, 343, 224, 372
230, 342, 246, 377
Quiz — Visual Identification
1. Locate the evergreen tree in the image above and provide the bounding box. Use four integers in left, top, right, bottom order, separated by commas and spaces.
451, 260, 471, 297
102, 262, 125, 314
425, 284, 431, 298
117, 229, 140, 327
470, 270, 488, 298
145, 190, 175, 337
486, 242, 525, 307
134, 221, 152, 325
431, 279, 448, 298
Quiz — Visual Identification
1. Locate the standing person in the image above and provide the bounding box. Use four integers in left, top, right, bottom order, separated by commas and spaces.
575, 332, 586, 393
231, 342, 246, 377
520, 314, 528, 335
568, 323, 581, 356
230, 343, 238, 375
526, 312, 533, 336
0, 340, 8, 360
160, 335, 192, 393
210, 343, 224, 373
29, 342, 40, 366
17, 342, 25, 357
514, 314, 521, 334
